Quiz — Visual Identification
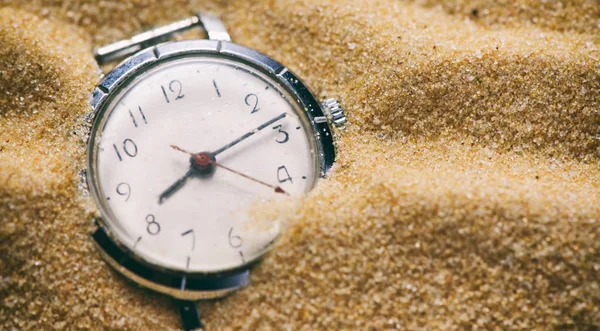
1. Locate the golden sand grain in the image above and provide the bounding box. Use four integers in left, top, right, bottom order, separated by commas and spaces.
1, 1, 599, 329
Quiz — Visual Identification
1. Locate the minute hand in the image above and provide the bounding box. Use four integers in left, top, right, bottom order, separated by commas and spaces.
211, 112, 287, 156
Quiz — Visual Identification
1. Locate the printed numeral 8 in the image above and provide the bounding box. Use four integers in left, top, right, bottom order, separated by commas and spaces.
146, 214, 160, 235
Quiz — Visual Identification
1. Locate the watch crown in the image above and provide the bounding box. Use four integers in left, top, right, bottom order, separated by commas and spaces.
321, 98, 347, 128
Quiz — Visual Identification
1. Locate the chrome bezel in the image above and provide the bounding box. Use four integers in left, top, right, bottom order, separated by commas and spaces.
87, 40, 336, 300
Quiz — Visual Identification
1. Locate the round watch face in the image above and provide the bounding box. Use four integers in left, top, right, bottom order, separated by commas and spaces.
88, 54, 319, 273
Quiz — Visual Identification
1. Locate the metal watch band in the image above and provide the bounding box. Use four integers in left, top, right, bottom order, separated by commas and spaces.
94, 13, 231, 65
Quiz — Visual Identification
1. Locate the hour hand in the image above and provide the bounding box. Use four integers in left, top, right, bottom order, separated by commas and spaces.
158, 169, 193, 204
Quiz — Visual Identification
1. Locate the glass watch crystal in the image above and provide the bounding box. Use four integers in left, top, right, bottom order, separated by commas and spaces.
88, 55, 320, 273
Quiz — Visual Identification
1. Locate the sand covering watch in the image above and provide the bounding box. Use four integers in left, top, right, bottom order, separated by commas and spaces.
85, 12, 345, 329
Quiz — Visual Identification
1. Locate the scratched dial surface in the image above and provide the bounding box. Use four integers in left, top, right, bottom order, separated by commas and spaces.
89, 56, 318, 273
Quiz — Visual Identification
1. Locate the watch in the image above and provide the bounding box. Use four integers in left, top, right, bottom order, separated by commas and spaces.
85, 13, 346, 330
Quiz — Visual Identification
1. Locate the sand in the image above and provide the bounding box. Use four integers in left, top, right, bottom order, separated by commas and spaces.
1, 0, 600, 329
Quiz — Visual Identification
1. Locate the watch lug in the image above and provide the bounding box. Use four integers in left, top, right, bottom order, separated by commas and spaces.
321, 98, 347, 127
197, 13, 232, 42
177, 301, 204, 331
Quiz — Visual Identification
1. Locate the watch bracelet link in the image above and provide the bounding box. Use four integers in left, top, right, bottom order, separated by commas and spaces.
94, 13, 231, 65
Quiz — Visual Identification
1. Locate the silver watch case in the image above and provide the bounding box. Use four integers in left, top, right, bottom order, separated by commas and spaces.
87, 40, 336, 300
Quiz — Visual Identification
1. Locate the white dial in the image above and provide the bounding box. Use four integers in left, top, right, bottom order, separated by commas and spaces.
89, 56, 318, 273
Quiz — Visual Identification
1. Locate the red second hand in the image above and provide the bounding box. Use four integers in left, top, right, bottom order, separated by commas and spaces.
210, 161, 289, 196
169, 145, 289, 196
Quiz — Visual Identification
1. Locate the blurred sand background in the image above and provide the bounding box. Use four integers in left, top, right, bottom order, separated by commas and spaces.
1, 0, 600, 329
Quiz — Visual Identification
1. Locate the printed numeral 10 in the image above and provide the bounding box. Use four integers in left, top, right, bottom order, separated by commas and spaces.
113, 138, 138, 161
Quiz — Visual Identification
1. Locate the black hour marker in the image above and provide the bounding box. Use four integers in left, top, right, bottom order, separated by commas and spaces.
212, 79, 221, 97
106, 197, 111, 200
239, 251, 246, 263
265, 86, 269, 90
186, 256, 190, 269
296, 126, 301, 130
262, 238, 276, 249
302, 176, 307, 180
133, 236, 142, 248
